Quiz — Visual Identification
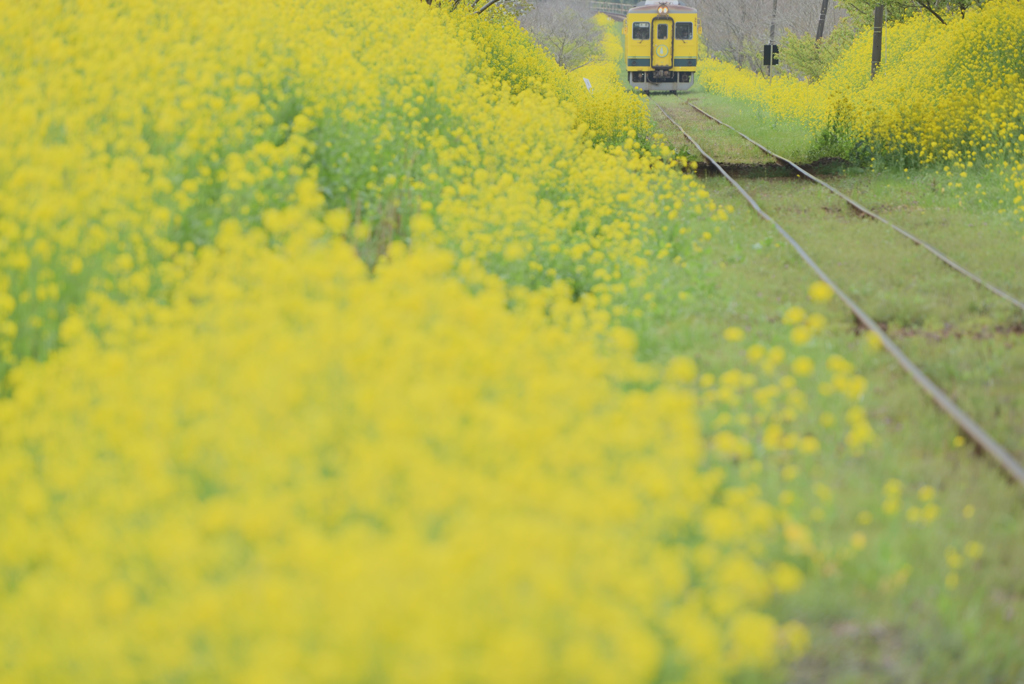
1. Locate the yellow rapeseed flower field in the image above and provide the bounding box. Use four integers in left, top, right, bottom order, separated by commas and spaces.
0, 225, 777, 683
697, 0, 1024, 218
0, 0, 878, 681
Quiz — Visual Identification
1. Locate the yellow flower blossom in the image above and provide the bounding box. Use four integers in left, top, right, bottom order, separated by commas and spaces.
698, 0, 1024, 220
791, 356, 815, 376
723, 326, 746, 342
782, 306, 807, 325
0, 0, 885, 678
807, 280, 834, 303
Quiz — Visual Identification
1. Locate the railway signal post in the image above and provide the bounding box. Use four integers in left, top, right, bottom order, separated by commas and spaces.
871, 5, 884, 77
816, 0, 829, 39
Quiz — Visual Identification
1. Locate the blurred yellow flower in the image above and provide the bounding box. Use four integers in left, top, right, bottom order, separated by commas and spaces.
723, 326, 746, 342
782, 306, 807, 325
791, 356, 815, 376
808, 280, 834, 303
789, 326, 813, 345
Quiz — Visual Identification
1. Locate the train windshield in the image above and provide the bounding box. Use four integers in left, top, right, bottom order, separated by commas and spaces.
657, 23, 668, 39
632, 22, 650, 39
676, 22, 693, 40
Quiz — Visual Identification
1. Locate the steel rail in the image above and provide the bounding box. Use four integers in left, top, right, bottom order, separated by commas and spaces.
654, 102, 1024, 486
688, 102, 1024, 314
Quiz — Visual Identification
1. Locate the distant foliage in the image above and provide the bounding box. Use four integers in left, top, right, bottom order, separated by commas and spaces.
698, 0, 846, 71
779, 18, 859, 82
519, 0, 604, 69
462, 7, 651, 145
838, 0, 989, 25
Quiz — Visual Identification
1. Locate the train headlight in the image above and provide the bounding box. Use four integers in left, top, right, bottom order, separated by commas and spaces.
658, 4, 667, 13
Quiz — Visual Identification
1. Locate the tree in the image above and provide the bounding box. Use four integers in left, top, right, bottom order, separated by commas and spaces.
693, 0, 846, 72
779, 16, 857, 80
837, 0, 986, 24
519, 0, 604, 69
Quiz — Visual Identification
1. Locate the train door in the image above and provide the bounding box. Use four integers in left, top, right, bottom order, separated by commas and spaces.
652, 19, 673, 69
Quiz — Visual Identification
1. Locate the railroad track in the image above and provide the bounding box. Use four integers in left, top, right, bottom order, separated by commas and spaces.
654, 101, 1024, 486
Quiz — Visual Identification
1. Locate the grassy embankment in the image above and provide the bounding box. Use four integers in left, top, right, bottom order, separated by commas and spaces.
645, 85, 1024, 682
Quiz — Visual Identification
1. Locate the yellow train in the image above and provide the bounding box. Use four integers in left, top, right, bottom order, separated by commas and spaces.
623, 0, 698, 93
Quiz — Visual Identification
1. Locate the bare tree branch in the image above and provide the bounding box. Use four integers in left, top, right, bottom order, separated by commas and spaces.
915, 0, 948, 23
520, 0, 604, 69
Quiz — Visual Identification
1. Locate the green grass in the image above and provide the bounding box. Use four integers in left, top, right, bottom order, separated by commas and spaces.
654, 97, 776, 166
637, 85, 1024, 682
653, 88, 820, 163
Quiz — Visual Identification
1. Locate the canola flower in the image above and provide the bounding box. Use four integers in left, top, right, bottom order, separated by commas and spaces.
572, 14, 653, 146
0, 0, 678, 378
0, 0, 886, 681
0, 226, 799, 683
698, 60, 831, 130
697, 0, 1024, 219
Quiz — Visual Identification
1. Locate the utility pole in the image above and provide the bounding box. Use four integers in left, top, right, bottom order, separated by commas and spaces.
768, 0, 779, 77
815, 0, 829, 39
870, 5, 883, 78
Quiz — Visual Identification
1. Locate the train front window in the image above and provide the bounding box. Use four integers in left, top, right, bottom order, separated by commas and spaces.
676, 22, 693, 40
657, 23, 668, 39
632, 22, 650, 40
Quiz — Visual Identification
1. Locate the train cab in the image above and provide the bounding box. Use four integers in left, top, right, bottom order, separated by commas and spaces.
624, 0, 698, 93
